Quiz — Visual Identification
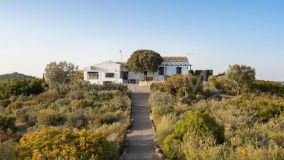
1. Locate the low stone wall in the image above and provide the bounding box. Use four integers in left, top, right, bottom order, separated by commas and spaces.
138, 80, 164, 87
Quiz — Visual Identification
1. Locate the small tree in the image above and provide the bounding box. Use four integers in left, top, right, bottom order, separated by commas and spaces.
44, 61, 78, 92
126, 49, 163, 81
227, 64, 256, 95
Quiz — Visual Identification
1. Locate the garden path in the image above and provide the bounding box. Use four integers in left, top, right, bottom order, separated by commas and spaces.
123, 85, 161, 160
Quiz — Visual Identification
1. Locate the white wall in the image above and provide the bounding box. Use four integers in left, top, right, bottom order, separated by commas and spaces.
84, 61, 123, 85
165, 65, 188, 76
84, 60, 190, 84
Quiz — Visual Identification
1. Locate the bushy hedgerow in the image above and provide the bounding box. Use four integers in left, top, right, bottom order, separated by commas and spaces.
0, 79, 44, 100
163, 111, 225, 160
17, 128, 119, 160
253, 80, 284, 97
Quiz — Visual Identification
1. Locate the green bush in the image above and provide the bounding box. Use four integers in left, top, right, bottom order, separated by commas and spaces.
0, 79, 44, 100
163, 74, 202, 98
70, 99, 90, 108
37, 109, 64, 126
253, 80, 284, 96
97, 112, 123, 125
32, 90, 59, 105
208, 75, 236, 95
0, 139, 17, 160
163, 111, 225, 160
0, 99, 10, 108
155, 114, 176, 145
0, 114, 16, 132
15, 109, 29, 123
6, 100, 25, 112
65, 111, 88, 129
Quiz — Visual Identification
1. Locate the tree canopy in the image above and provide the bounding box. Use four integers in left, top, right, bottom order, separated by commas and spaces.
126, 49, 163, 80
227, 64, 256, 94
44, 62, 79, 92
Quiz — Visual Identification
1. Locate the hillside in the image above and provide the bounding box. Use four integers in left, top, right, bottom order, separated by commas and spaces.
0, 72, 36, 83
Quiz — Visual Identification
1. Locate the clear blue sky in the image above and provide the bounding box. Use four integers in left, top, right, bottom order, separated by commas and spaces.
0, 0, 283, 81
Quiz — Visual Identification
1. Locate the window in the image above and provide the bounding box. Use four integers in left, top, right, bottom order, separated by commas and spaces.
87, 72, 99, 79
121, 71, 128, 80
105, 73, 115, 78
158, 67, 164, 75
176, 67, 182, 74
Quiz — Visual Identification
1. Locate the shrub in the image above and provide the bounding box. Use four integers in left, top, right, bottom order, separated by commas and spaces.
149, 91, 176, 108
0, 99, 10, 108
0, 79, 43, 100
253, 80, 284, 96
150, 82, 165, 92
70, 99, 90, 108
65, 111, 88, 129
0, 140, 17, 160
208, 75, 236, 95
97, 112, 123, 125
32, 90, 59, 105
5, 100, 24, 112
149, 91, 176, 126
163, 111, 225, 160
15, 109, 29, 123
68, 90, 84, 100
227, 64, 256, 95
37, 109, 64, 126
163, 74, 202, 98
155, 114, 177, 145
17, 128, 119, 160
98, 83, 128, 92
0, 114, 16, 132
97, 122, 127, 151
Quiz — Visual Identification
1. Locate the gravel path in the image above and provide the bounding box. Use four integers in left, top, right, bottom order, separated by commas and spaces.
123, 85, 160, 160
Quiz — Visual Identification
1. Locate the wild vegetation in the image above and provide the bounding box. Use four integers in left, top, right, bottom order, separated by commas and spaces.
150, 64, 284, 160
0, 72, 36, 83
0, 61, 131, 160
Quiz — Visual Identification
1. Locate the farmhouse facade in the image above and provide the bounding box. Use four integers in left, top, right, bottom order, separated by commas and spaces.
83, 56, 190, 85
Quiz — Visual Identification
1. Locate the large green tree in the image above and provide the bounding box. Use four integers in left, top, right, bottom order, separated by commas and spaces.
227, 64, 256, 95
44, 62, 78, 92
126, 49, 163, 81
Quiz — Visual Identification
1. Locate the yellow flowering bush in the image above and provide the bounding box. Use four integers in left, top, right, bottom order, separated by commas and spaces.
17, 128, 119, 160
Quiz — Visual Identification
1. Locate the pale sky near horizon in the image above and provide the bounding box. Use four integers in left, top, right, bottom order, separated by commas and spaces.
0, 0, 284, 81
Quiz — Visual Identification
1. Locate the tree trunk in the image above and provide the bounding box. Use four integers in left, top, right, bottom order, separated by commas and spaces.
144, 71, 148, 81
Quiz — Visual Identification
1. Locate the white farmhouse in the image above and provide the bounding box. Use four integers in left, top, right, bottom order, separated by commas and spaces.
84, 56, 190, 85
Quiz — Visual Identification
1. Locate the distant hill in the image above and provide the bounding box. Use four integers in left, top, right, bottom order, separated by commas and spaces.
0, 72, 36, 83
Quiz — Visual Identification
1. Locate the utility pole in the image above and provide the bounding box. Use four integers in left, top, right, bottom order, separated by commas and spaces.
120, 50, 123, 62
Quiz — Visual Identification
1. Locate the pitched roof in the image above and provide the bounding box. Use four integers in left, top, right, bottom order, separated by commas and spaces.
115, 62, 127, 67
162, 56, 188, 62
